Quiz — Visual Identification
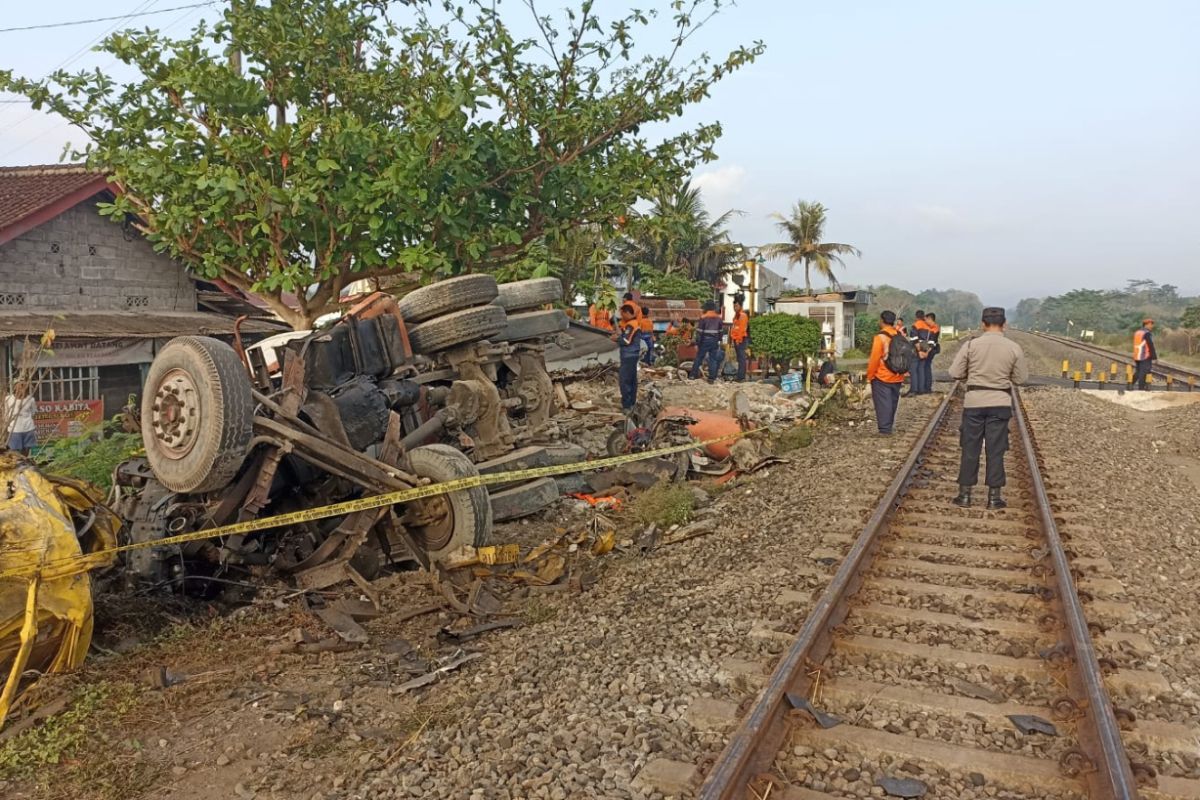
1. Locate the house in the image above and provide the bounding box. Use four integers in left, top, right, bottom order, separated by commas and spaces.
0, 164, 284, 439
772, 288, 873, 356
720, 260, 785, 318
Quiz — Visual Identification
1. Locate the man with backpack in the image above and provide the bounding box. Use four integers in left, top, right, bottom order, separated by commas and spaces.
947, 307, 1029, 509
866, 310, 912, 434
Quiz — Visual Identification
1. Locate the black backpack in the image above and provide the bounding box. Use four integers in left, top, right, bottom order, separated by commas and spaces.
883, 331, 914, 374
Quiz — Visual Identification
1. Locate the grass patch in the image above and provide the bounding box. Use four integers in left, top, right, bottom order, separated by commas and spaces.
775, 424, 814, 452
0, 680, 148, 798
632, 482, 695, 528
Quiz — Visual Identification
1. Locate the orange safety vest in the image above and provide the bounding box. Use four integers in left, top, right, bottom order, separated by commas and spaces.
1133, 328, 1151, 361
589, 305, 613, 331
730, 310, 749, 344
639, 317, 654, 334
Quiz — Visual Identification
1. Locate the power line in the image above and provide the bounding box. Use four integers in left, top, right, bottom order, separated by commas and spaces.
0, 3, 215, 34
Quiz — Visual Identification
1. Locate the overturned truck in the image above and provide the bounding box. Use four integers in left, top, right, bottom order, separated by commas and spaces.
114, 276, 575, 597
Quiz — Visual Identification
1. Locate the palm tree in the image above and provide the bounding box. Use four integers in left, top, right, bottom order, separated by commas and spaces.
620, 181, 741, 283
761, 201, 860, 295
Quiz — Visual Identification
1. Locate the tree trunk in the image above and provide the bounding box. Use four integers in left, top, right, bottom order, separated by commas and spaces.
803, 261, 812, 296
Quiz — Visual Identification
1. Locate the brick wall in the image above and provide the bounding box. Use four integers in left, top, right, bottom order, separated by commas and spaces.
0, 199, 196, 311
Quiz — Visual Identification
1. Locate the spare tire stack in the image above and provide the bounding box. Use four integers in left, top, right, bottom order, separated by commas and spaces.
398, 275, 507, 356
493, 278, 568, 343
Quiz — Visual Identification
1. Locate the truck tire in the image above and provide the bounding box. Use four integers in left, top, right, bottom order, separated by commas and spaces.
494, 277, 563, 311
408, 305, 507, 354
403, 444, 493, 557
141, 336, 253, 494
489, 477, 560, 522
397, 275, 499, 325
493, 309, 569, 342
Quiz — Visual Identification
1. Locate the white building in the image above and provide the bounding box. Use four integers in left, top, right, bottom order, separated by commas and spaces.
721, 260, 786, 318
773, 289, 873, 357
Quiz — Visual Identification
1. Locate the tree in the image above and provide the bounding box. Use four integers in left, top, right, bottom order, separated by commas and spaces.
761, 201, 860, 296
619, 180, 741, 283
1180, 306, 1200, 355
638, 268, 714, 301
1, 0, 762, 328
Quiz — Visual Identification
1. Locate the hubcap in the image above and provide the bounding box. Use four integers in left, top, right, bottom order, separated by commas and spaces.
150, 368, 201, 459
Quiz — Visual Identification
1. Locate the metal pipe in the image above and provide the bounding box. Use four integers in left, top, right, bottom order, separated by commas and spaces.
399, 411, 447, 452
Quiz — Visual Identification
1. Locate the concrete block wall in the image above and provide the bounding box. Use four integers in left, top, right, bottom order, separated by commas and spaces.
0, 200, 196, 311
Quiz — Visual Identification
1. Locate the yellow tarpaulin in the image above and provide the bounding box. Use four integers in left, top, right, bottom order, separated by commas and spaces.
0, 454, 119, 729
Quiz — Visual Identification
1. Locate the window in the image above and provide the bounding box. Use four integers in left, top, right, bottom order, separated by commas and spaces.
0, 292, 25, 306
843, 314, 854, 346
29, 366, 99, 402
805, 304, 837, 333
125, 295, 149, 308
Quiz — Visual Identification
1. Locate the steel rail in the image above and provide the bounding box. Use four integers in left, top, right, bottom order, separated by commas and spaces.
1013, 389, 1139, 799
1024, 330, 1200, 385
699, 388, 1139, 800
696, 390, 955, 800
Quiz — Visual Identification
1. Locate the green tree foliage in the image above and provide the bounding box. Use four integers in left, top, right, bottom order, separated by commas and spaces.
761, 201, 860, 295
1, 0, 762, 329
1010, 280, 1196, 335
638, 268, 714, 301
854, 312, 878, 351
1178, 305, 1200, 355
618, 180, 742, 283
747, 313, 821, 361
866, 285, 984, 331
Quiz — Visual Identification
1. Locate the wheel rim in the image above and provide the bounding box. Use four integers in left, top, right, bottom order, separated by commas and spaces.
150, 368, 202, 459
404, 495, 455, 552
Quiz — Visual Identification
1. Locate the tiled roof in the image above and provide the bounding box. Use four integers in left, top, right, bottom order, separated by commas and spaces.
0, 164, 111, 237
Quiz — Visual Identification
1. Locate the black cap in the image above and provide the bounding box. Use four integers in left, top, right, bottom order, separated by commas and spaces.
981, 307, 1006, 325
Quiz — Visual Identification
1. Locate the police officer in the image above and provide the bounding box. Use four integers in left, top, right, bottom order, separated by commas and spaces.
948, 307, 1029, 509
1132, 318, 1156, 390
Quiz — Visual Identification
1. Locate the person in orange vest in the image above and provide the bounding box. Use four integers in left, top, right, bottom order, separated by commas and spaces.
1132, 318, 1156, 390
665, 321, 679, 336
910, 310, 934, 395
866, 310, 911, 434
730, 300, 750, 381
926, 312, 942, 389
613, 303, 641, 410
588, 303, 613, 331
689, 301, 724, 383
639, 305, 656, 365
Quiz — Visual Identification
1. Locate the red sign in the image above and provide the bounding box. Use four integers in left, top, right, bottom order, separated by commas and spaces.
34, 400, 104, 440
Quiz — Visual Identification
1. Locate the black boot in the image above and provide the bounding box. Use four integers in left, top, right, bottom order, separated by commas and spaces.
952, 487, 972, 508
987, 487, 1007, 509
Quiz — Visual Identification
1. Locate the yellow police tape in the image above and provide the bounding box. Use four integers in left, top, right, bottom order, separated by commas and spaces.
0, 426, 766, 583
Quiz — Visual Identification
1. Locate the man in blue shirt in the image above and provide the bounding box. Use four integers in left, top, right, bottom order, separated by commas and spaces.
689, 301, 724, 383
615, 303, 641, 410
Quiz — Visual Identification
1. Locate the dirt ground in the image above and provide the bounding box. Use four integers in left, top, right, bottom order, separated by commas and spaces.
0, 373, 941, 800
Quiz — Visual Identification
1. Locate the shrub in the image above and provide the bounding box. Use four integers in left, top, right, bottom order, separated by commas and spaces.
775, 425, 814, 452
639, 268, 713, 301
633, 482, 695, 528
656, 333, 684, 366
38, 420, 142, 490
747, 313, 822, 361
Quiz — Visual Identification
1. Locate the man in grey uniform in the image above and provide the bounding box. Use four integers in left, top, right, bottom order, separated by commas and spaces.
948, 307, 1029, 509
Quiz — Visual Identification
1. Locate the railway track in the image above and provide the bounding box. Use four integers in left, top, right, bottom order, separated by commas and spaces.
697, 388, 1200, 800
1023, 331, 1200, 388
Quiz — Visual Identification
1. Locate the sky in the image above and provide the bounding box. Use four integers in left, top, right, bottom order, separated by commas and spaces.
1, 0, 1197, 307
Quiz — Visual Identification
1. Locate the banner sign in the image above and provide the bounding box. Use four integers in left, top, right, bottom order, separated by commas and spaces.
13, 338, 155, 367
34, 399, 103, 440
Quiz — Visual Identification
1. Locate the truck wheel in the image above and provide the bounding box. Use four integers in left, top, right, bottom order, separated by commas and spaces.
402, 444, 492, 558
494, 277, 563, 311
141, 336, 253, 494
397, 275, 498, 325
408, 305, 507, 354
493, 309, 569, 342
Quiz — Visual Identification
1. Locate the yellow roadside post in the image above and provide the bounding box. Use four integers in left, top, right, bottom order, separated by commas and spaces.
1110, 362, 1119, 378
1073, 370, 1082, 388
1061, 360, 1070, 379
1098, 372, 1106, 389
1126, 364, 1134, 386
1084, 361, 1093, 380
